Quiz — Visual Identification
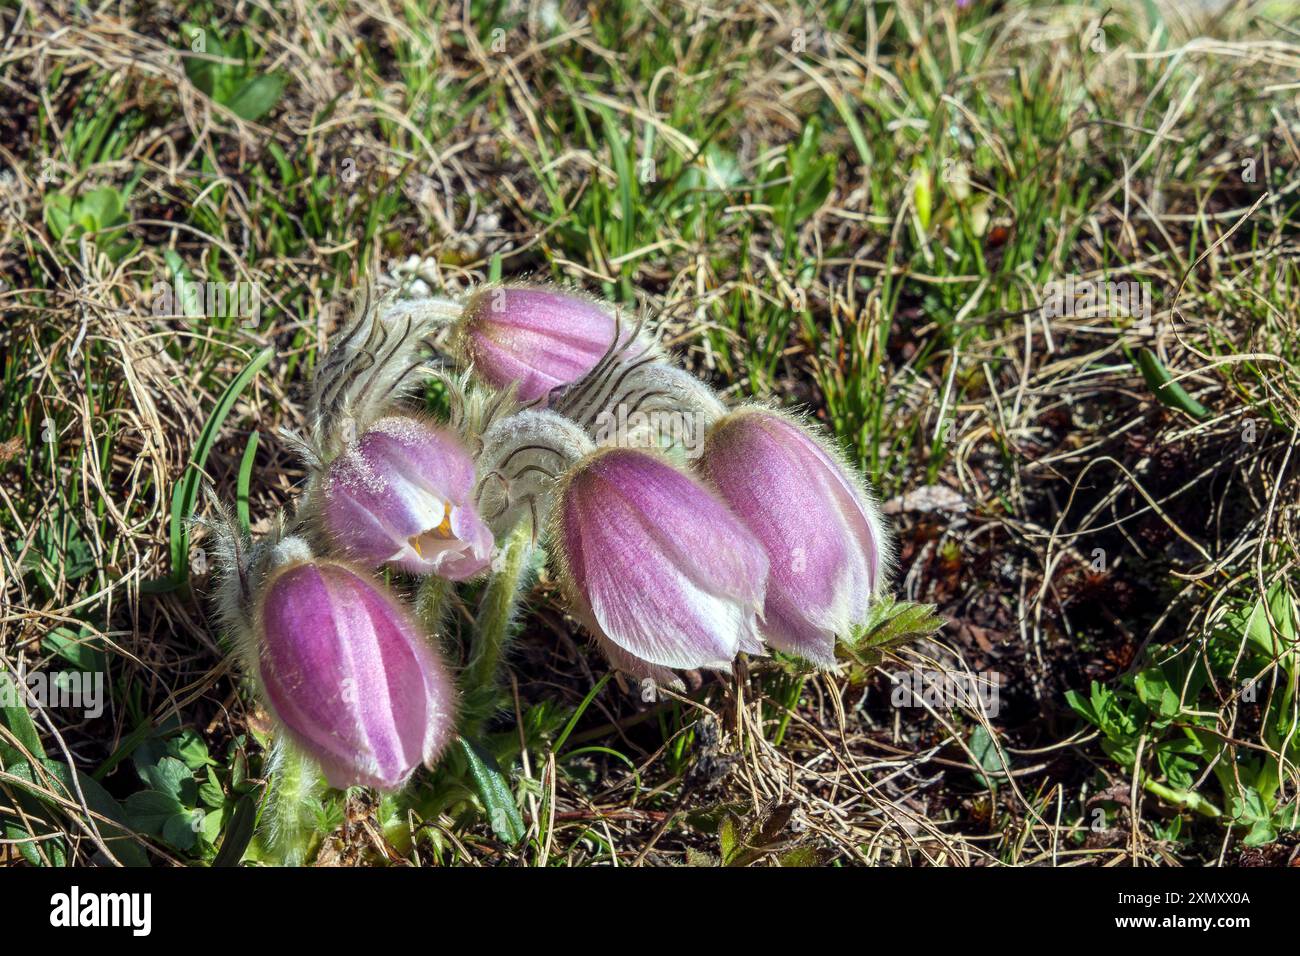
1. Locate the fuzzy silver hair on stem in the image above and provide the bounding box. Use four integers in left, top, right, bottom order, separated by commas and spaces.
202, 487, 304, 678
549, 327, 725, 458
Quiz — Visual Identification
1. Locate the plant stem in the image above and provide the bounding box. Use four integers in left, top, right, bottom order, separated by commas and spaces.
262, 737, 326, 866
1143, 778, 1221, 818
415, 574, 452, 638
465, 524, 533, 694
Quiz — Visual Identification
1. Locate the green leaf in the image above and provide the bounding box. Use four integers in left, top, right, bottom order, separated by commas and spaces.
76, 186, 125, 229
1243, 583, 1297, 661
3, 819, 65, 867
839, 598, 945, 669
718, 814, 739, 865
139, 756, 194, 803
180, 23, 222, 95
148, 345, 273, 590
5, 760, 149, 866
456, 736, 525, 845
163, 810, 202, 851
0, 671, 46, 761
44, 193, 73, 239
211, 793, 258, 867
198, 768, 225, 809
200, 809, 222, 844
171, 727, 213, 770
225, 73, 285, 121
236, 429, 260, 535
125, 790, 198, 851
1135, 666, 1181, 719
43, 626, 106, 672
776, 845, 826, 867
1064, 687, 1096, 725
968, 723, 1004, 786
1134, 349, 1210, 420
684, 847, 720, 866
124, 789, 184, 828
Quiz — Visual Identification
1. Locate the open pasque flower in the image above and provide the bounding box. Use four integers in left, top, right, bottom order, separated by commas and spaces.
701, 408, 889, 667
320, 416, 493, 579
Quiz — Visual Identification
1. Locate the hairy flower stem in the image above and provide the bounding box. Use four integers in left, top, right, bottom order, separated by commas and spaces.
262, 737, 326, 866
415, 575, 453, 636
465, 524, 533, 702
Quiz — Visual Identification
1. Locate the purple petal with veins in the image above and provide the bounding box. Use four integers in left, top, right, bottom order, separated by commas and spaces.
702, 409, 889, 666
258, 560, 456, 790
557, 448, 767, 675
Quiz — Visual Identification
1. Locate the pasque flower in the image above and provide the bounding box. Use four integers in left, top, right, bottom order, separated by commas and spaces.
457, 284, 639, 405
554, 447, 768, 686
320, 416, 493, 579
701, 408, 889, 666
256, 553, 456, 790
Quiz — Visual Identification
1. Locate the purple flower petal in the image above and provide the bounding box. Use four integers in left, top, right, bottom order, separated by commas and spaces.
702, 409, 889, 665
322, 416, 493, 580
258, 561, 456, 790
461, 286, 626, 404
558, 448, 768, 674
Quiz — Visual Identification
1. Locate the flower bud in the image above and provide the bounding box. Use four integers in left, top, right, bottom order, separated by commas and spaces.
475, 409, 595, 538
554, 448, 768, 686
458, 285, 639, 405
701, 408, 890, 666
256, 557, 456, 790
321, 416, 493, 579
309, 285, 453, 459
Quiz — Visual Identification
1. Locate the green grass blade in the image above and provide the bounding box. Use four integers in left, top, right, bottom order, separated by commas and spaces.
236, 428, 260, 536
152, 346, 273, 590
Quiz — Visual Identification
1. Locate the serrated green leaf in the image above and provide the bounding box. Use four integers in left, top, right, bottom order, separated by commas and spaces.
839, 598, 945, 668
198, 768, 225, 809
139, 756, 193, 802
125, 789, 198, 851
170, 728, 213, 770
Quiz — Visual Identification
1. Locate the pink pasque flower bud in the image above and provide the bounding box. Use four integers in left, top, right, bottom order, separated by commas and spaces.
321, 416, 493, 580
256, 556, 456, 790
554, 447, 768, 687
458, 285, 637, 405
700, 408, 890, 667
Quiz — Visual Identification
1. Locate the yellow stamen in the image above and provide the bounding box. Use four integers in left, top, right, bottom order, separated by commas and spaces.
410, 503, 456, 558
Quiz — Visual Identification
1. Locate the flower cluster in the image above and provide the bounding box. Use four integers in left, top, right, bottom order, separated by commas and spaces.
214, 280, 890, 792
